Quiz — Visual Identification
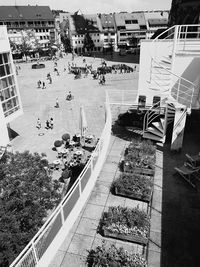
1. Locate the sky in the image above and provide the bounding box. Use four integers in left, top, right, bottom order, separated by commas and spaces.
0, 0, 172, 14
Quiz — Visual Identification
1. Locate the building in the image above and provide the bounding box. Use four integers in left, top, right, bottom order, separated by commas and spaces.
69, 11, 103, 54
98, 13, 117, 52
0, 26, 23, 146
144, 10, 169, 39
0, 5, 55, 54
114, 12, 147, 47
168, 0, 200, 26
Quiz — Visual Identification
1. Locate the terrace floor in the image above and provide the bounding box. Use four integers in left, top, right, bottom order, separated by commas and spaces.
10, 54, 200, 267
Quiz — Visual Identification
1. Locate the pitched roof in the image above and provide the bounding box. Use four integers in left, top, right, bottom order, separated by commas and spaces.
0, 6, 54, 21
99, 14, 115, 29
148, 18, 168, 25
72, 13, 100, 34
114, 12, 146, 27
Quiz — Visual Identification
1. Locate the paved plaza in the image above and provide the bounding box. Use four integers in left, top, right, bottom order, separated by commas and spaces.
10, 55, 139, 162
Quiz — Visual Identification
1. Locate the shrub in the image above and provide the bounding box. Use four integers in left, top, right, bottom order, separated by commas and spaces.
101, 206, 150, 239
112, 173, 153, 199
86, 241, 147, 267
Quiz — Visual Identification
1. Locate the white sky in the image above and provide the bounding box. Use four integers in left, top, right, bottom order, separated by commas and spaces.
0, 0, 172, 14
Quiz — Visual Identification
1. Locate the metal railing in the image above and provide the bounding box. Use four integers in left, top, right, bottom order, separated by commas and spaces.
143, 101, 165, 135
10, 92, 112, 267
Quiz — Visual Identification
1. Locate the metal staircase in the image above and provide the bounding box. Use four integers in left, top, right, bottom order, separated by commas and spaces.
143, 24, 199, 143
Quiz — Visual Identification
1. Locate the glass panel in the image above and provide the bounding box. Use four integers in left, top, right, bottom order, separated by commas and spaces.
2, 103, 6, 112
63, 186, 80, 220
0, 91, 4, 101
0, 77, 8, 88
3, 53, 9, 63
0, 54, 3, 65
0, 65, 6, 77
10, 86, 16, 97
81, 165, 91, 192
8, 75, 14, 86
6, 99, 13, 110
92, 151, 99, 168
36, 212, 62, 259
5, 64, 11, 75
4, 88, 10, 99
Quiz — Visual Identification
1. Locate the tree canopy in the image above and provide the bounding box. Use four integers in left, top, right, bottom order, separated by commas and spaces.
83, 32, 95, 52
0, 151, 62, 266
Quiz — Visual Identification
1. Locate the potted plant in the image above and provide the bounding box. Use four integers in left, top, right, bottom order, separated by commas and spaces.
112, 173, 153, 202
86, 240, 147, 267
100, 206, 150, 245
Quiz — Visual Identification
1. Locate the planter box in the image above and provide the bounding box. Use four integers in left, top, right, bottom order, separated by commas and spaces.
102, 226, 148, 245
123, 163, 155, 177
114, 186, 152, 203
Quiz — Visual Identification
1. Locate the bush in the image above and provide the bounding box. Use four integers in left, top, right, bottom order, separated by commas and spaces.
86, 241, 147, 267
112, 173, 153, 199
100, 206, 150, 239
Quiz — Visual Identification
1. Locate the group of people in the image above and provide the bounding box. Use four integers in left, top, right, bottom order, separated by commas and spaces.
37, 80, 46, 89
36, 118, 54, 130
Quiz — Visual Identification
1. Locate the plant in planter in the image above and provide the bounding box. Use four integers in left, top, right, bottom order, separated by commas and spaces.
100, 206, 150, 245
112, 173, 153, 202
86, 240, 147, 267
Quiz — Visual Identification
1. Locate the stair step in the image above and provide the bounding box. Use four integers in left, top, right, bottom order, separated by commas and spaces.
125, 127, 143, 135
146, 127, 164, 137
153, 64, 171, 70
143, 132, 164, 142
152, 121, 164, 132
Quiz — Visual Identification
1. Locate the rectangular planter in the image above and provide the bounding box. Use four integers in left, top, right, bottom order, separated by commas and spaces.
123, 164, 155, 177
114, 186, 152, 203
102, 226, 148, 245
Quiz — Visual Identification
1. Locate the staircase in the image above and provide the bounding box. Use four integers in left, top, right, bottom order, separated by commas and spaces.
143, 24, 199, 144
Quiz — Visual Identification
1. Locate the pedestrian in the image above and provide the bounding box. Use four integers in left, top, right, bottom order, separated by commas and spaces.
64, 66, 66, 72
56, 70, 60, 76
50, 117, 54, 129
36, 118, 41, 130
42, 82, 46, 89
55, 97, 59, 108
37, 80, 41, 88
46, 119, 50, 129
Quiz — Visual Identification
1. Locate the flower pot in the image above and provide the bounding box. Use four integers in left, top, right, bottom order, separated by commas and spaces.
123, 163, 155, 177
102, 226, 148, 245
114, 186, 152, 203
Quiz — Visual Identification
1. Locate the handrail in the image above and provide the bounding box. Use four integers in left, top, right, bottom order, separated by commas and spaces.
173, 107, 187, 131
10, 93, 112, 267
152, 25, 176, 41
143, 100, 162, 134
151, 58, 194, 87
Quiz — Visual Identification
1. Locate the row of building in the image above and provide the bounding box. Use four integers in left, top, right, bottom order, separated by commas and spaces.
0, 5, 169, 55
58, 10, 169, 53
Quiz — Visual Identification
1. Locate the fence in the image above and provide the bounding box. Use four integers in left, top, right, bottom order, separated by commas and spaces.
10, 92, 112, 267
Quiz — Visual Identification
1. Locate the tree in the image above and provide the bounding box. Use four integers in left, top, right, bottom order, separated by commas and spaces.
83, 32, 95, 52
0, 151, 62, 266
61, 35, 71, 52
128, 35, 139, 47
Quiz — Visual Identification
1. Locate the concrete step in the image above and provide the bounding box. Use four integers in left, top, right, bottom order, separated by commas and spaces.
143, 132, 164, 142
146, 126, 164, 137
152, 121, 164, 133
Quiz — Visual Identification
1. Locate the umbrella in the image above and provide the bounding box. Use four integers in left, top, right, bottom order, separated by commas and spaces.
51, 45, 58, 49
62, 133, 70, 141
54, 140, 63, 147
79, 106, 87, 139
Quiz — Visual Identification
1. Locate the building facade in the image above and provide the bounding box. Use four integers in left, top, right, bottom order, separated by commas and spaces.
0, 5, 55, 54
0, 26, 23, 146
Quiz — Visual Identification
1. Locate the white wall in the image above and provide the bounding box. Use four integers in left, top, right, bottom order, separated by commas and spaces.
138, 39, 173, 106
0, 103, 9, 146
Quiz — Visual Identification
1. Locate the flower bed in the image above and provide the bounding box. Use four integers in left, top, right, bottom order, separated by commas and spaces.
112, 173, 153, 203
122, 139, 156, 176
86, 241, 147, 267
100, 206, 150, 245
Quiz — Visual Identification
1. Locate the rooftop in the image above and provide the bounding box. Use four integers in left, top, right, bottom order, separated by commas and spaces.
0, 6, 54, 21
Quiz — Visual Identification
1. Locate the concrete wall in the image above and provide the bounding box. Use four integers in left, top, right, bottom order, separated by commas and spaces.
138, 39, 173, 106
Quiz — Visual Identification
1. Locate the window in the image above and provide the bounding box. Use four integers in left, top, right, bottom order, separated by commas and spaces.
104, 33, 108, 36
125, 20, 138, 24
104, 38, 108, 42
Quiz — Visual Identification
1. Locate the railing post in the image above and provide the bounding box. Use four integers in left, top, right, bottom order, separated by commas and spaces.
31, 241, 39, 264
170, 25, 179, 93
177, 78, 181, 101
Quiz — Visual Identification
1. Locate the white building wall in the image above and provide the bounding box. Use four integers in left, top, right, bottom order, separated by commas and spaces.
138, 39, 173, 105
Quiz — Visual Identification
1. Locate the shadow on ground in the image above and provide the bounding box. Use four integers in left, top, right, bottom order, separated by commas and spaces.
160, 110, 200, 267
94, 51, 140, 64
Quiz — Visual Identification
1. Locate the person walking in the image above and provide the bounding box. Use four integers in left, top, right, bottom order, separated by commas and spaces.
46, 119, 50, 129
50, 117, 54, 129
42, 82, 46, 89
37, 80, 41, 88
55, 97, 59, 108
36, 118, 41, 130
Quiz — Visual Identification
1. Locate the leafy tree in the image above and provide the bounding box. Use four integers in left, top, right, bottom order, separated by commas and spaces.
61, 35, 71, 52
83, 32, 95, 52
128, 36, 139, 47
0, 151, 62, 266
